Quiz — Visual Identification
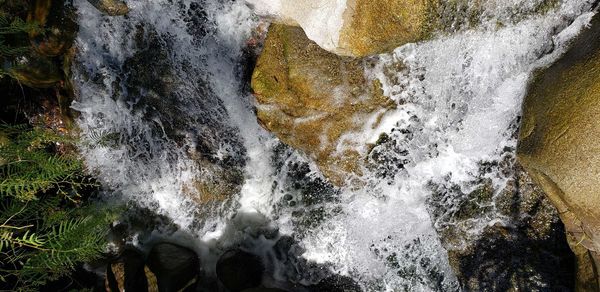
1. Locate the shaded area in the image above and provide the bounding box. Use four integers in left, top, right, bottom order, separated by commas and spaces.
429, 158, 576, 291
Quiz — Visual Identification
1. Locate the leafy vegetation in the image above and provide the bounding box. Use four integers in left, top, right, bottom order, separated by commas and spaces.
0, 7, 43, 77
0, 124, 114, 291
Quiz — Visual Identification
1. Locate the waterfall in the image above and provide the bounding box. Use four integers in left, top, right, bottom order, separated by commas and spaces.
71, 0, 597, 290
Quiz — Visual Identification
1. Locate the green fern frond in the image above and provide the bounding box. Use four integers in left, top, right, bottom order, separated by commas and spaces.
17, 208, 115, 284
0, 16, 41, 35
1, 205, 116, 288
0, 229, 45, 251
0, 9, 42, 61
0, 124, 114, 289
0, 124, 95, 202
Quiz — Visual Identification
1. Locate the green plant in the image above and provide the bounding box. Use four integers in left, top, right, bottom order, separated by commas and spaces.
0, 124, 114, 291
0, 10, 43, 77
0, 124, 95, 201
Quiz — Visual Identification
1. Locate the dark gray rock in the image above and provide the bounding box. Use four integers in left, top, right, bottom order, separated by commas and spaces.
217, 249, 264, 291
147, 243, 200, 292
429, 160, 576, 291
118, 23, 246, 208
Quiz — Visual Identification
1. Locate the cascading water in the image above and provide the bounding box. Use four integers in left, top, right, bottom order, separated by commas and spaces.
71, 0, 597, 290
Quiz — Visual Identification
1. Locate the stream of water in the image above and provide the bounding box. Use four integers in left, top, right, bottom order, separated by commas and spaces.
71, 0, 597, 290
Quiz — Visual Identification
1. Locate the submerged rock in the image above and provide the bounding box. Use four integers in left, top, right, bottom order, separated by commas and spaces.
120, 24, 245, 208
242, 288, 290, 292
518, 11, 600, 290
309, 275, 362, 292
86, 0, 129, 16
252, 24, 395, 185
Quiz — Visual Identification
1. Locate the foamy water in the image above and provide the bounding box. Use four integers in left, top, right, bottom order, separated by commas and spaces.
72, 0, 597, 290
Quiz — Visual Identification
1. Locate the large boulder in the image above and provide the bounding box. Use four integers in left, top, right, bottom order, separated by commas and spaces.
6, 52, 62, 88
246, 0, 558, 57
517, 11, 600, 291
246, 0, 433, 57
252, 24, 395, 185
147, 243, 200, 292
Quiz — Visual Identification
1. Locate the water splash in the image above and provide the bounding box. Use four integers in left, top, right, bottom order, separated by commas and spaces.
278, 0, 596, 290
71, 0, 597, 290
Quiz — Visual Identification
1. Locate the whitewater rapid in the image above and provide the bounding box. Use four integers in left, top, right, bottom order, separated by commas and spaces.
71, 0, 597, 290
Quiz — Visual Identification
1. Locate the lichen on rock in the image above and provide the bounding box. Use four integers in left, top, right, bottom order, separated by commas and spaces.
252, 24, 396, 185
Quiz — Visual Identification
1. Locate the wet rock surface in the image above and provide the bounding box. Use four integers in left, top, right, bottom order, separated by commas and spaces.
28, 0, 78, 57
308, 275, 362, 292
3, 0, 77, 89
102, 212, 365, 292
7, 52, 63, 88
338, 0, 433, 56
270, 143, 342, 236
518, 10, 600, 290
116, 22, 246, 208
246, 0, 558, 57
252, 24, 395, 185
0, 0, 77, 127
429, 161, 576, 291
85, 0, 129, 16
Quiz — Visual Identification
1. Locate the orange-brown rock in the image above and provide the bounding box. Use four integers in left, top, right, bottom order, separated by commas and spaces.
518, 12, 600, 291
252, 24, 395, 185
86, 0, 129, 16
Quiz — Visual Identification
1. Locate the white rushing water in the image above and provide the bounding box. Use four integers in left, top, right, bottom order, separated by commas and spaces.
72, 0, 597, 290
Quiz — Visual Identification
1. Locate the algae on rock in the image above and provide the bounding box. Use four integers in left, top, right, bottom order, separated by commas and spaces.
252, 24, 395, 185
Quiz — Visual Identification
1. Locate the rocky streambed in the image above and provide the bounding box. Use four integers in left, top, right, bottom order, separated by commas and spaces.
39, 0, 600, 290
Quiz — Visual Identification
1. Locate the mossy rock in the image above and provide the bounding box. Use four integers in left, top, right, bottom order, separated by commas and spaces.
252, 24, 395, 185
86, 0, 129, 16
7, 52, 62, 88
517, 11, 600, 291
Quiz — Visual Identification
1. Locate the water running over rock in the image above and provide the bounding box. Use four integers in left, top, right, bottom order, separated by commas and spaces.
71, 0, 598, 290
